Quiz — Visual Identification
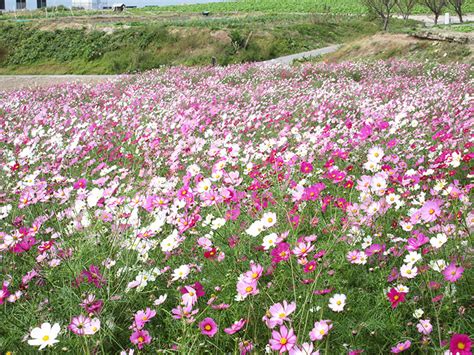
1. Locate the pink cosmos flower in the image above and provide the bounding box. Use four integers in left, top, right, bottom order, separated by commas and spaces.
244, 263, 264, 282
199, 317, 218, 337
224, 319, 246, 334
130, 329, 151, 350
450, 334, 471, 355
134, 308, 156, 330
309, 320, 332, 341
391, 340, 411, 353
269, 325, 297, 353
171, 305, 198, 322
0, 281, 10, 305
442, 262, 464, 282
237, 279, 259, 298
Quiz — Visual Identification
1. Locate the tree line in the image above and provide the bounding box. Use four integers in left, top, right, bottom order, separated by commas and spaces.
362, 0, 466, 30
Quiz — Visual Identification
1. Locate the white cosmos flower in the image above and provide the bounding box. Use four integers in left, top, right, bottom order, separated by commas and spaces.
154, 294, 168, 306
430, 233, 447, 249
386, 193, 400, 205
197, 179, 212, 193
429, 259, 447, 272
211, 218, 226, 230
328, 294, 346, 312
172, 264, 190, 281
262, 233, 278, 250
400, 264, 418, 279
367, 146, 384, 163
403, 251, 422, 265
28, 322, 60, 350
261, 212, 277, 228
246, 220, 264, 237
413, 309, 424, 319
395, 284, 410, 293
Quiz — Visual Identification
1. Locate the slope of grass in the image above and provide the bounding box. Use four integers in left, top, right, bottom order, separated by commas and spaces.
0, 15, 384, 74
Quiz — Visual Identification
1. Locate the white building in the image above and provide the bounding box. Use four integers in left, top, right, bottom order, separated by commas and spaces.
1, 0, 71, 11
0, 0, 226, 11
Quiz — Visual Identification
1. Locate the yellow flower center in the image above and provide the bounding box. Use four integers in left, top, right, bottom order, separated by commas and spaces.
245, 286, 253, 293
320, 329, 326, 335
458, 342, 465, 350
279, 313, 286, 319
336, 300, 342, 305
280, 337, 287, 345
204, 325, 212, 331
42, 335, 50, 341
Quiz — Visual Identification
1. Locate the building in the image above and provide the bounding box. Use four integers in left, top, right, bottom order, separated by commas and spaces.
1, 0, 70, 11
0, 0, 226, 11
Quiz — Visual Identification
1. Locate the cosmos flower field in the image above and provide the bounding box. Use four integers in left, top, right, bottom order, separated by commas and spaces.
0, 61, 472, 354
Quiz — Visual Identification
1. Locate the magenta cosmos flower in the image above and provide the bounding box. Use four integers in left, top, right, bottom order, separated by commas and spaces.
73, 178, 87, 190
81, 265, 106, 288
300, 162, 313, 174
442, 262, 464, 283
450, 334, 471, 355
130, 329, 151, 349
199, 317, 218, 337
269, 325, 297, 353
387, 288, 407, 309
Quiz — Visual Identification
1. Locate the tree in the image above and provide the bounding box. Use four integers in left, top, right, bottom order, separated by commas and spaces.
448, 0, 465, 22
419, 0, 447, 25
362, 0, 397, 31
395, 0, 417, 20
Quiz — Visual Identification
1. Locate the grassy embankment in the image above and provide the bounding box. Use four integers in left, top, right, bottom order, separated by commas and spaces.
0, 0, 472, 74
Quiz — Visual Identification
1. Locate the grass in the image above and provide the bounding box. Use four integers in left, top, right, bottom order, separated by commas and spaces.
298, 33, 473, 65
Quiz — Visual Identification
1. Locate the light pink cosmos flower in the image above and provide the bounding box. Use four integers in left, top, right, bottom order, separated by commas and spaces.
269, 325, 297, 353
224, 319, 246, 334
199, 317, 218, 337
416, 319, 432, 335
391, 340, 411, 353
68, 315, 92, 336
289, 342, 319, 355
419, 200, 442, 223
309, 320, 332, 341
269, 301, 297, 325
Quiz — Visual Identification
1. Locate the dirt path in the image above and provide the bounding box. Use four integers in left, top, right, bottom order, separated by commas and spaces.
262, 45, 341, 65
0, 75, 120, 92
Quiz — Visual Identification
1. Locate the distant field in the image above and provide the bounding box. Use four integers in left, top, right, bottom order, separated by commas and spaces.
1, 0, 474, 19
146, 0, 474, 15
